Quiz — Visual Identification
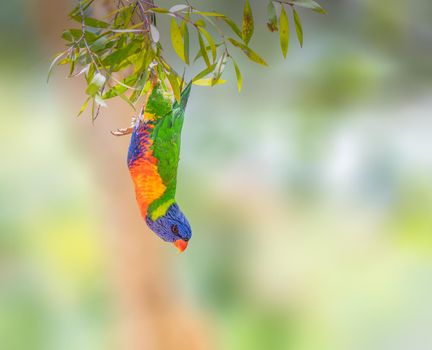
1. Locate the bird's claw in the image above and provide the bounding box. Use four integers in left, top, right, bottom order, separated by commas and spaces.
111, 127, 133, 136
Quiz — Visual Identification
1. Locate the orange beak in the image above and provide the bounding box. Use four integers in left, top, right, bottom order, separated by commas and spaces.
174, 239, 188, 253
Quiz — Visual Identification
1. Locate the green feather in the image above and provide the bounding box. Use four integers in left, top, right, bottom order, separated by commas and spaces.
147, 82, 192, 218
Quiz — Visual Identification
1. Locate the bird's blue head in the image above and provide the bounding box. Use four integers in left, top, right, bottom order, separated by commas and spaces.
145, 203, 192, 252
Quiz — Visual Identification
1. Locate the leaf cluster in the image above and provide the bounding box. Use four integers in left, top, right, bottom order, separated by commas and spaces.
49, 0, 325, 120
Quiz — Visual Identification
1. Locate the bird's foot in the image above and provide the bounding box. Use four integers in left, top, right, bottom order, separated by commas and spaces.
110, 127, 133, 136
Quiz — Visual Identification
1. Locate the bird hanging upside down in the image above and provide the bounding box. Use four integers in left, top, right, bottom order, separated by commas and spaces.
124, 81, 192, 252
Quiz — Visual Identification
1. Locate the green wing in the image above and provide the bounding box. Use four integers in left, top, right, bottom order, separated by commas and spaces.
147, 82, 192, 215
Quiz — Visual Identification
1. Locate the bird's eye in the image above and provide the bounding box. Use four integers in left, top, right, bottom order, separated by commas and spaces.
171, 224, 179, 235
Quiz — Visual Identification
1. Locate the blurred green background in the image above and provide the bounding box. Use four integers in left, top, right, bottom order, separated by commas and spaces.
1, 0, 432, 349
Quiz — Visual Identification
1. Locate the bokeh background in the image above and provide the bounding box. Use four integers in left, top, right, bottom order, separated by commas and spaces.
1, 0, 432, 349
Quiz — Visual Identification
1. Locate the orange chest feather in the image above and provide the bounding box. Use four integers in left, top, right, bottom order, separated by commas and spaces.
129, 142, 166, 217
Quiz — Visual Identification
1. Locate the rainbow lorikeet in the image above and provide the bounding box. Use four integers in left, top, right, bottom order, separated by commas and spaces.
127, 82, 192, 252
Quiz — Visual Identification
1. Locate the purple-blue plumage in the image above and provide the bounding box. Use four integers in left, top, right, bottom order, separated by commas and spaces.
127, 120, 155, 168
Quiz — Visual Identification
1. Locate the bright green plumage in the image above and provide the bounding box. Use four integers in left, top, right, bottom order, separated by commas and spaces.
127, 81, 192, 221
127, 81, 192, 251
147, 82, 191, 218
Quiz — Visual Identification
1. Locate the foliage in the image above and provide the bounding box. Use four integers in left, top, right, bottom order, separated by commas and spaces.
49, 0, 325, 121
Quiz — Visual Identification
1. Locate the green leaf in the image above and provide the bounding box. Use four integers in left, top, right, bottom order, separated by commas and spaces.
197, 31, 211, 67
103, 74, 138, 99
212, 54, 227, 85
59, 58, 70, 65
71, 15, 109, 29
86, 64, 95, 84
62, 29, 97, 44
103, 42, 139, 68
232, 58, 243, 92
114, 5, 134, 27
267, 1, 278, 32
192, 63, 217, 82
129, 72, 148, 103
77, 97, 91, 117
150, 7, 170, 13
69, 55, 76, 76
47, 51, 66, 82
292, 8, 303, 47
90, 35, 110, 53
118, 93, 136, 111
293, 0, 326, 14
86, 72, 106, 96
167, 72, 181, 103
222, 17, 242, 39
228, 38, 268, 66
132, 44, 154, 74
69, 0, 94, 18
103, 84, 128, 99
193, 78, 226, 86
198, 27, 217, 61
242, 0, 254, 45
170, 18, 186, 63
91, 97, 96, 122
85, 63, 96, 85
279, 6, 289, 58
193, 43, 222, 62
180, 20, 190, 65
193, 11, 225, 17
194, 19, 206, 27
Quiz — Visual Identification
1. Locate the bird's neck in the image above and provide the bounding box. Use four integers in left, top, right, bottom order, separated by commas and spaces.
148, 198, 176, 221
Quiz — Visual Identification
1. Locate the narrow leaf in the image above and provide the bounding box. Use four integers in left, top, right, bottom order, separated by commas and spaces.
69, 55, 76, 77
47, 52, 66, 82
198, 27, 217, 61
72, 64, 90, 77
150, 24, 160, 43
279, 6, 289, 58
86, 72, 106, 96
228, 38, 268, 66
292, 8, 303, 47
212, 54, 227, 85
169, 4, 189, 13
91, 98, 96, 122
267, 1, 278, 32
71, 15, 109, 29
193, 11, 225, 17
77, 97, 91, 117
193, 78, 226, 86
170, 18, 186, 62
222, 17, 242, 39
232, 58, 243, 92
180, 20, 190, 65
197, 31, 211, 67
109, 28, 147, 33
114, 5, 134, 27
150, 7, 170, 13
242, 0, 254, 45
69, 0, 94, 17
167, 72, 181, 103
192, 63, 217, 82
293, 0, 326, 14
103, 42, 140, 68
193, 43, 222, 62
195, 20, 206, 27
103, 74, 137, 99
118, 93, 136, 110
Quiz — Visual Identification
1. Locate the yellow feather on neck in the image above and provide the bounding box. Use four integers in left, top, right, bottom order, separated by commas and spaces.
150, 199, 176, 221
